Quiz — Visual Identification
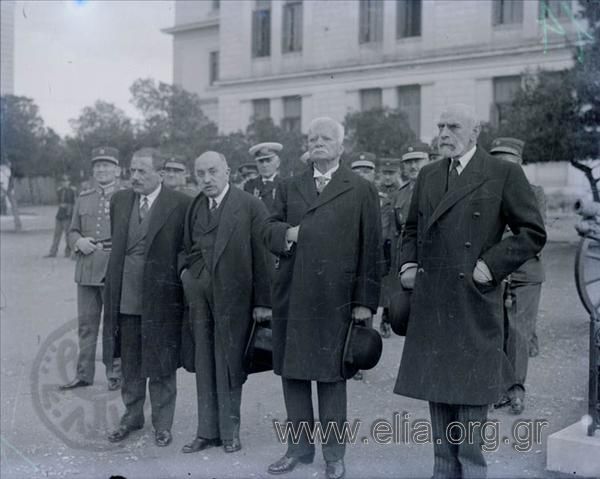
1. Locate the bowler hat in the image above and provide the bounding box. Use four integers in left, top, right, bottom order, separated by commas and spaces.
341, 322, 383, 379
243, 320, 273, 374
388, 282, 412, 336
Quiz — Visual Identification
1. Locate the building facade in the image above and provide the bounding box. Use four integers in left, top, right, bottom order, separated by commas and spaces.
164, 0, 580, 141
1, 0, 16, 96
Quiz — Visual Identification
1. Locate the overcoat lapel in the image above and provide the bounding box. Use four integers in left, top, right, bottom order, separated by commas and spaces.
115, 191, 136, 251
144, 188, 178, 257
426, 151, 487, 232
306, 166, 353, 213
212, 186, 240, 273
293, 169, 318, 207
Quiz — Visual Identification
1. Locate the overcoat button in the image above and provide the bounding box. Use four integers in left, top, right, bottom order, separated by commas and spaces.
473, 212, 481, 218
458, 273, 465, 279
465, 242, 472, 248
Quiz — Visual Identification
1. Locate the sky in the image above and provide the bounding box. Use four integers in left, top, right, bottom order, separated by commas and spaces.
13, 0, 174, 136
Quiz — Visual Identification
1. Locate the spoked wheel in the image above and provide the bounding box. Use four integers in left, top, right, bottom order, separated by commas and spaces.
575, 236, 600, 316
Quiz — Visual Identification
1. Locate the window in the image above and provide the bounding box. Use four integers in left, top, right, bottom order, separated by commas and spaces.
539, 0, 570, 19
209, 51, 219, 85
282, 1, 303, 53
252, 0, 271, 58
360, 88, 382, 111
252, 98, 271, 120
397, 0, 421, 38
397, 85, 421, 137
212, 0, 220, 11
359, 0, 384, 44
492, 0, 523, 25
282, 96, 302, 132
492, 76, 521, 126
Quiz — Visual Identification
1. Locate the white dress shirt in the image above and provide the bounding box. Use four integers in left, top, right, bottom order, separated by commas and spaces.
140, 183, 162, 210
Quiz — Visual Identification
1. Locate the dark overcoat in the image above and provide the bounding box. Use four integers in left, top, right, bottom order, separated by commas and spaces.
394, 148, 546, 405
103, 187, 190, 378
263, 166, 381, 382
179, 186, 272, 388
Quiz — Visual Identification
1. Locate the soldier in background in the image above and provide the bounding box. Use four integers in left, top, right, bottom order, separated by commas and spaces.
429, 136, 443, 162
244, 142, 282, 213
60, 147, 123, 391
238, 162, 259, 187
162, 158, 198, 197
391, 142, 431, 272
377, 158, 402, 338
44, 174, 77, 258
491, 137, 546, 415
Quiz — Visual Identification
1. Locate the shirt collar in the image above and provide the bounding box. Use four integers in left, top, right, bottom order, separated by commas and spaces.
262, 174, 277, 183
451, 146, 477, 172
211, 183, 230, 208
313, 163, 340, 180
97, 181, 116, 195
141, 183, 162, 209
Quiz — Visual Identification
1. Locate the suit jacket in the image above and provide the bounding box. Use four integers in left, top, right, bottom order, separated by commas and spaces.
394, 147, 546, 405
103, 187, 190, 378
263, 166, 382, 382
179, 186, 271, 387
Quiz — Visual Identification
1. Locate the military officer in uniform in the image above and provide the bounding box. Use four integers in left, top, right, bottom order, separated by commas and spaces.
60, 147, 123, 391
491, 137, 546, 414
162, 157, 198, 197
377, 157, 402, 338
390, 142, 431, 273
45, 174, 77, 258
244, 142, 282, 213
350, 153, 376, 183
237, 162, 259, 186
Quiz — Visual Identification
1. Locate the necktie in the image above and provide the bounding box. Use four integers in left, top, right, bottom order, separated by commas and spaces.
139, 197, 149, 222
209, 198, 218, 213
447, 158, 460, 191
315, 176, 329, 194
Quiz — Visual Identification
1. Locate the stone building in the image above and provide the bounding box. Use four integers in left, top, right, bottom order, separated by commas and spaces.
163, 0, 580, 141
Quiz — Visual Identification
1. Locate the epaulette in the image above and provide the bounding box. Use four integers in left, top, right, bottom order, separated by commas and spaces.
79, 188, 95, 196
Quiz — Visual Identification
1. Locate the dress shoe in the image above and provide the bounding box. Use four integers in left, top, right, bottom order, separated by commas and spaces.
268, 454, 314, 475
380, 321, 391, 338
529, 342, 539, 358
181, 437, 222, 453
107, 424, 143, 443
223, 437, 242, 453
352, 371, 363, 381
493, 394, 510, 409
155, 430, 172, 447
325, 459, 345, 479
107, 377, 121, 391
508, 385, 525, 415
59, 378, 91, 391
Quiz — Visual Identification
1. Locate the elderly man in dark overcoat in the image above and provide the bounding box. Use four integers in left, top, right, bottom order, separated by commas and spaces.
178, 151, 272, 455
103, 147, 190, 447
395, 104, 546, 478
263, 117, 381, 479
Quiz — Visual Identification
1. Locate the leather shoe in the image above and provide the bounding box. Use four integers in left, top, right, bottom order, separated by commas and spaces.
325, 459, 345, 479
223, 437, 242, 453
107, 377, 121, 391
155, 430, 172, 447
59, 378, 91, 391
107, 424, 143, 443
181, 437, 222, 453
268, 454, 314, 475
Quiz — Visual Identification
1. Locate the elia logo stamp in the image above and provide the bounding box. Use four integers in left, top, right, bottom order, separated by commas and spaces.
31, 318, 124, 451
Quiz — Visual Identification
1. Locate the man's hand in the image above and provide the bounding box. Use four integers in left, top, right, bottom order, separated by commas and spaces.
75, 237, 98, 255
473, 259, 493, 284
253, 307, 272, 324
400, 266, 417, 290
351, 306, 372, 324
285, 226, 300, 244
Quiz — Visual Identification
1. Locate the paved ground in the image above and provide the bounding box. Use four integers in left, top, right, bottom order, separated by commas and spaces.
0, 206, 593, 478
